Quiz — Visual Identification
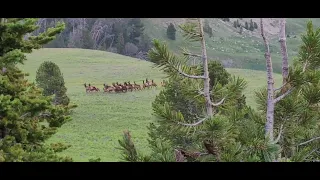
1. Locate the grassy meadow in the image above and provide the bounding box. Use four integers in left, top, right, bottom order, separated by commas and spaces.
21, 48, 282, 161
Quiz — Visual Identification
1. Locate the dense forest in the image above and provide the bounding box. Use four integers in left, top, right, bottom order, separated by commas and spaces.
34, 18, 152, 60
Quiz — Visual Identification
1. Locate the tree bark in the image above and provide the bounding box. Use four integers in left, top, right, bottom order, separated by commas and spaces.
279, 18, 289, 85
198, 18, 213, 117
260, 18, 275, 141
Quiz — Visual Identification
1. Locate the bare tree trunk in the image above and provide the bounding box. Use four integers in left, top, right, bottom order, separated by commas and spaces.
198, 18, 213, 117
279, 18, 289, 85
260, 18, 275, 141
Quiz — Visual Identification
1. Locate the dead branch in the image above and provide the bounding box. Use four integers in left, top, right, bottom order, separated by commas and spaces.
174, 149, 186, 162
183, 52, 202, 58
211, 98, 225, 107
178, 67, 205, 79
274, 82, 287, 92
298, 136, 320, 146
273, 124, 284, 144
178, 117, 208, 126
273, 88, 294, 104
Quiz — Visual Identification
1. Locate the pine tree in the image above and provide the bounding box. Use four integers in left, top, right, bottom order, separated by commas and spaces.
256, 19, 320, 161
237, 20, 240, 27
116, 32, 125, 54
166, 23, 177, 40
233, 21, 237, 29
36, 61, 70, 106
0, 18, 75, 162
82, 29, 94, 49
249, 19, 254, 31
254, 22, 258, 29
239, 26, 243, 35
245, 22, 249, 30
127, 18, 145, 45
118, 19, 268, 162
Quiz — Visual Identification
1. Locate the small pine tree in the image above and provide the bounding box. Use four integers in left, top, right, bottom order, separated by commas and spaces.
249, 19, 254, 31
237, 20, 240, 27
245, 22, 249, 30
166, 23, 177, 40
82, 29, 94, 49
36, 61, 70, 106
116, 32, 125, 54
239, 26, 243, 34
233, 21, 237, 28
253, 22, 258, 29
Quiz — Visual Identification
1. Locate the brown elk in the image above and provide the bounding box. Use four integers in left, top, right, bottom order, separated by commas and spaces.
84, 83, 90, 93
103, 83, 115, 93
151, 80, 157, 88
88, 84, 100, 92
133, 81, 142, 90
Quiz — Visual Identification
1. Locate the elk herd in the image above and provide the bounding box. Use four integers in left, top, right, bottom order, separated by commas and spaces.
84, 78, 166, 93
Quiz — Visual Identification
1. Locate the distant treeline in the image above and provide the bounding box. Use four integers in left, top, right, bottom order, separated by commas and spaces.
33, 18, 152, 60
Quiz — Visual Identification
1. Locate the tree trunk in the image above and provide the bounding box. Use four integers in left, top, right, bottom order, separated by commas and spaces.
198, 18, 213, 117
260, 18, 275, 141
279, 18, 289, 84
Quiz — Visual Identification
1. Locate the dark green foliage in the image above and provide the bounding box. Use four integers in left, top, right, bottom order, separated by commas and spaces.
236, 20, 240, 28
254, 22, 258, 29
239, 26, 243, 35
82, 29, 94, 49
116, 33, 125, 54
117, 130, 150, 162
233, 21, 237, 28
166, 23, 177, 40
0, 18, 75, 162
249, 19, 254, 31
245, 22, 249, 30
36, 61, 70, 106
127, 18, 145, 45
255, 21, 320, 161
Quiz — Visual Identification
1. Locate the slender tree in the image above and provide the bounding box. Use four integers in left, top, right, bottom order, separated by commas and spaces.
279, 18, 289, 85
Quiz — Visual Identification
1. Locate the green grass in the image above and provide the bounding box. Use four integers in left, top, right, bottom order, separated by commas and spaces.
22, 48, 281, 162
143, 18, 320, 73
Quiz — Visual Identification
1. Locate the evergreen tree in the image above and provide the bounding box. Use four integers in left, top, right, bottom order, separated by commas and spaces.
116, 32, 125, 54
254, 22, 258, 29
0, 18, 75, 162
249, 19, 254, 31
239, 26, 243, 35
245, 22, 249, 30
127, 18, 145, 45
255, 20, 320, 161
166, 23, 177, 40
233, 21, 237, 29
36, 61, 70, 106
82, 29, 94, 49
237, 20, 240, 27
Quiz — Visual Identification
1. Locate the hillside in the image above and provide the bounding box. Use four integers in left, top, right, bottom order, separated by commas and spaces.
22, 48, 281, 161
143, 18, 318, 73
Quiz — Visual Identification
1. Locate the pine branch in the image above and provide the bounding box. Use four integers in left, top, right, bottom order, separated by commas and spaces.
211, 98, 225, 107
174, 149, 186, 162
274, 82, 287, 92
178, 117, 208, 126
182, 51, 202, 58
272, 124, 284, 144
273, 88, 294, 104
298, 136, 320, 146
178, 67, 205, 79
